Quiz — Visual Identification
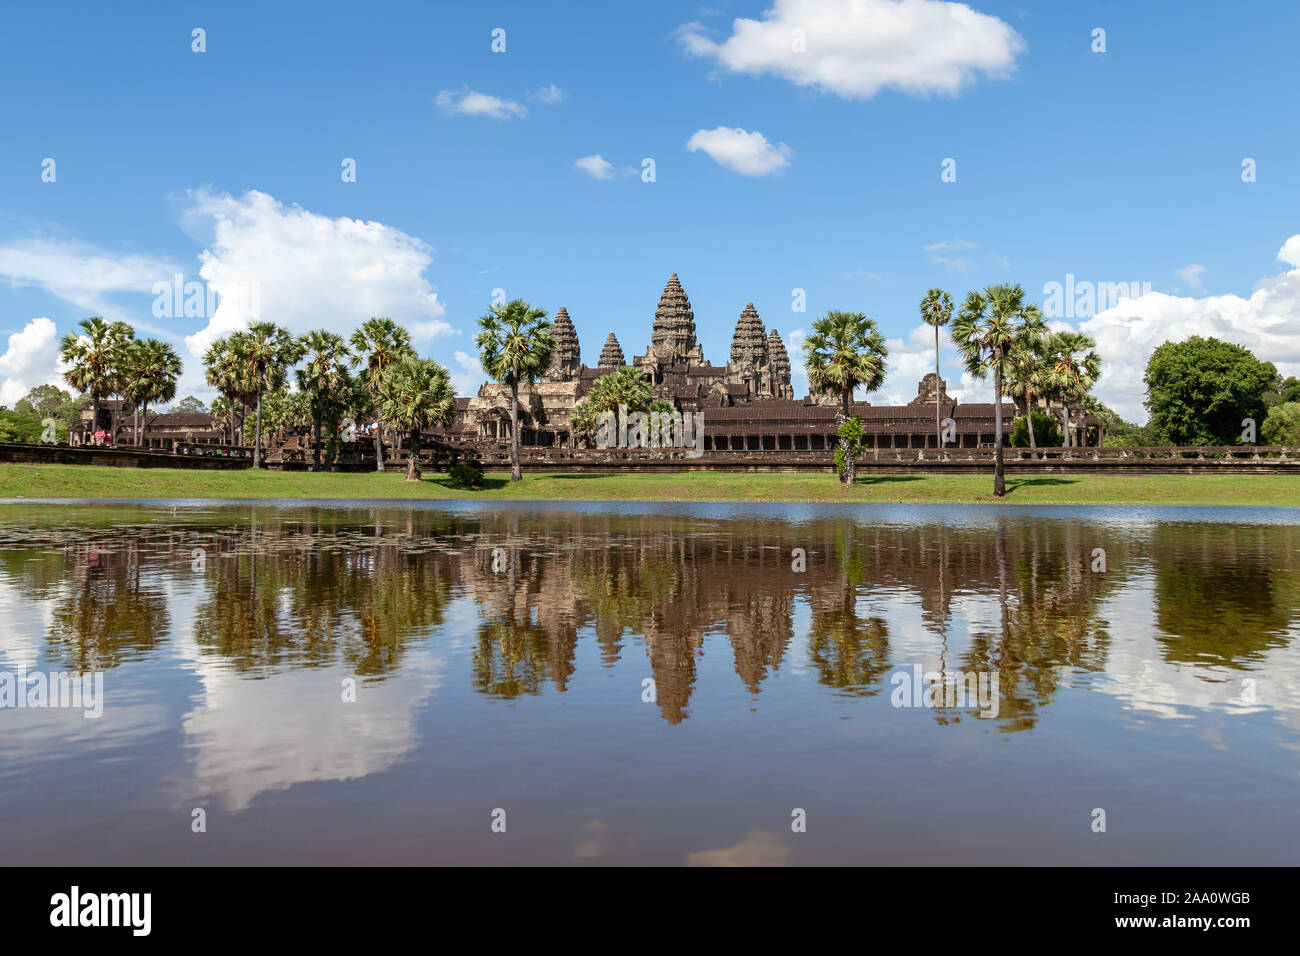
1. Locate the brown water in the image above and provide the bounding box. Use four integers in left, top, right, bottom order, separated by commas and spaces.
1, 500, 1298, 865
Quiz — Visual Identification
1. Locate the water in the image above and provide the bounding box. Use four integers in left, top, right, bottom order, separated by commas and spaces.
1, 499, 1297, 865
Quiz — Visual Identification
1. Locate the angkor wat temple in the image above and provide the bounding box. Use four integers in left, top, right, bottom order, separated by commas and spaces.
457, 274, 1102, 451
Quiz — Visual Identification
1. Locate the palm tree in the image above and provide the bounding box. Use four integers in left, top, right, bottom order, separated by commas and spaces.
919, 288, 953, 448
376, 357, 456, 481
1046, 331, 1101, 450
228, 322, 302, 468
121, 339, 182, 446
296, 330, 352, 471
475, 299, 555, 481
587, 365, 653, 413
802, 311, 888, 484
1003, 340, 1048, 457
203, 336, 250, 445
950, 284, 1047, 496
350, 317, 417, 472
58, 317, 134, 442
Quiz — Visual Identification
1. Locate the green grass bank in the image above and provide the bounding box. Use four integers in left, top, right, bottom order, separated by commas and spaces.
0, 462, 1297, 506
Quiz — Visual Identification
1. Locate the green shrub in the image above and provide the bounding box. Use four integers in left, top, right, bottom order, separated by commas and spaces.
448, 462, 484, 488
1261, 402, 1300, 446
1010, 411, 1062, 448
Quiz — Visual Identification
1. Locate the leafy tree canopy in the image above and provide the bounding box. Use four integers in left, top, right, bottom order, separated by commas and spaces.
1144, 336, 1276, 445
1261, 401, 1300, 446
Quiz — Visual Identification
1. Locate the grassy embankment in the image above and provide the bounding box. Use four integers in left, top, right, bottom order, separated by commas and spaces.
0, 462, 1297, 506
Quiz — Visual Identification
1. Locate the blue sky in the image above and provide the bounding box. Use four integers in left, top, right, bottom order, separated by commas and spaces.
1, 0, 1297, 420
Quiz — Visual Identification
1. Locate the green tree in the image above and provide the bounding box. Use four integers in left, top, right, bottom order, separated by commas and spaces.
1143, 336, 1277, 446
229, 322, 302, 468
1004, 338, 1050, 455
203, 336, 251, 445
296, 330, 352, 471
169, 395, 207, 415
950, 284, 1046, 496
1045, 331, 1100, 448
1261, 402, 1300, 445
58, 317, 134, 439
587, 365, 654, 413
919, 288, 953, 448
1010, 411, 1061, 448
802, 311, 888, 485
121, 338, 182, 445
376, 357, 456, 481
475, 299, 555, 481
14, 385, 75, 422
1263, 374, 1300, 408
350, 317, 417, 472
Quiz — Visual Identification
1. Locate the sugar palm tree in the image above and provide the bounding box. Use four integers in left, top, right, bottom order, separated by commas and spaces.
203, 336, 251, 445
228, 322, 302, 468
350, 317, 417, 472
919, 288, 953, 447
376, 356, 456, 481
1003, 340, 1049, 457
475, 299, 555, 481
588, 365, 653, 413
950, 284, 1047, 496
59, 317, 134, 442
802, 310, 888, 484
296, 330, 352, 471
121, 339, 182, 446
1046, 331, 1101, 449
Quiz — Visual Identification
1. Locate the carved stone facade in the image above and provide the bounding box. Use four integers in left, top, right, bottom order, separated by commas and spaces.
465, 274, 797, 445
456, 273, 1097, 449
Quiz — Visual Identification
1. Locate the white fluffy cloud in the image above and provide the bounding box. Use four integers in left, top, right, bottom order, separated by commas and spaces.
0, 239, 179, 332
1175, 263, 1206, 291
574, 154, 616, 180
678, 0, 1024, 99
686, 126, 792, 176
0, 317, 63, 407
435, 87, 527, 119
1082, 236, 1300, 422
530, 84, 566, 104
450, 350, 482, 397
0, 190, 456, 403
182, 189, 453, 362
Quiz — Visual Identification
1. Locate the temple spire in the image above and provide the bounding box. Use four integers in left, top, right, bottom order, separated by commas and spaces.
650, 273, 696, 360
598, 332, 625, 368
729, 302, 767, 368
544, 306, 581, 381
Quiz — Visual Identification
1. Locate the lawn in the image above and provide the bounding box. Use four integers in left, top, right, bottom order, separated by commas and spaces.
0, 462, 1297, 506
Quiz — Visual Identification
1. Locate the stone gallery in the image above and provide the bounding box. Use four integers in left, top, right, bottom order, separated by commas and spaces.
456, 274, 1097, 452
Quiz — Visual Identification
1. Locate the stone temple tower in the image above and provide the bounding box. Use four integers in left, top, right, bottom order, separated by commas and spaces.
544, 306, 581, 382
767, 329, 794, 400
649, 274, 702, 363
598, 332, 625, 368
729, 303, 767, 368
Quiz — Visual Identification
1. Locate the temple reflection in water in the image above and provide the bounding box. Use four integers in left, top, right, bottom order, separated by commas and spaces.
2, 504, 1296, 731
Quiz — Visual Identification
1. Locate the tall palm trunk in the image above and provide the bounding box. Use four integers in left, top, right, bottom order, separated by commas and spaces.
140, 402, 148, 448
840, 387, 855, 485
509, 379, 522, 482
1025, 389, 1037, 458
406, 429, 421, 481
934, 324, 942, 448
312, 396, 323, 472
228, 398, 237, 446
993, 364, 1006, 496
373, 415, 385, 472
1062, 402, 1072, 453
91, 394, 101, 443
253, 377, 265, 469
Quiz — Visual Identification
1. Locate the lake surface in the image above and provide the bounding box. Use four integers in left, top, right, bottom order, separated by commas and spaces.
1, 499, 1298, 865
